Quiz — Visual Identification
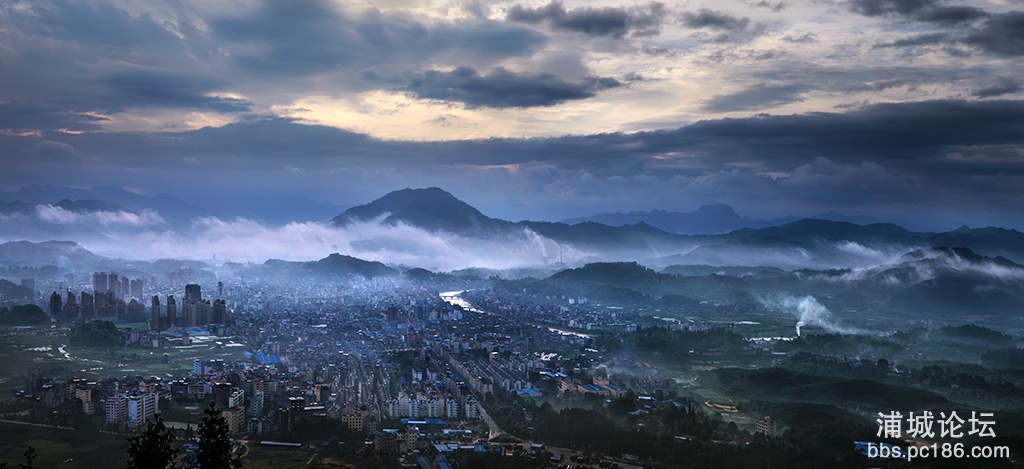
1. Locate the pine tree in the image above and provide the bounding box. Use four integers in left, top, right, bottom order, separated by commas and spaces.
126, 414, 179, 469
17, 446, 36, 469
196, 401, 242, 469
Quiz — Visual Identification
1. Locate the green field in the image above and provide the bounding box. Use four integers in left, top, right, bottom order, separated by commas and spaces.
0, 327, 251, 397
0, 421, 130, 468
0, 326, 260, 467
0, 422, 325, 469
0, 331, 71, 395
244, 444, 314, 469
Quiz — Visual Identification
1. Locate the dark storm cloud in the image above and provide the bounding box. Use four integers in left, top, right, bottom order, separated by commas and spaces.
11, 99, 1024, 179
24, 1, 182, 50
0, 101, 108, 133
701, 84, 808, 112
4, 100, 1024, 228
963, 12, 1024, 56
680, 9, 751, 31
973, 79, 1023, 98
874, 32, 950, 48
915, 6, 989, 25
855, 4, 1024, 57
0, 0, 554, 134
122, 117, 378, 165
389, 66, 621, 108
0, 2, 194, 91
848, 0, 988, 25
0, 0, 250, 134
429, 100, 1024, 177
645, 100, 1024, 187
212, 0, 548, 77
505, 1, 667, 38
849, 0, 936, 16
101, 70, 252, 113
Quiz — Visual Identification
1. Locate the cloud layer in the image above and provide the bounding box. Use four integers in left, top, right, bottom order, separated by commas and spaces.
506, 1, 668, 38
0, 207, 579, 271
0, 0, 1022, 231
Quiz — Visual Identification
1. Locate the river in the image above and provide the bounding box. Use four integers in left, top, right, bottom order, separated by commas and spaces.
439, 290, 592, 339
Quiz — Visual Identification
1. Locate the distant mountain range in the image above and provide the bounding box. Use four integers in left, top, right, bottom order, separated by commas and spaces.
0, 184, 348, 224
332, 187, 514, 236
561, 204, 798, 235
0, 185, 207, 223
0, 240, 399, 280
0, 199, 133, 217
331, 187, 1024, 268
489, 246, 1024, 321
0, 279, 34, 302
0, 183, 976, 236
303, 253, 398, 278
221, 253, 400, 280
560, 204, 895, 235
5, 188, 1024, 321
331, 187, 690, 254
0, 240, 106, 269
4, 185, 1024, 274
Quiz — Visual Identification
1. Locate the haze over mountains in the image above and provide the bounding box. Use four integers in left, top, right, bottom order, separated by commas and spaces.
4, 186, 1024, 322
2, 185, 1024, 274
560, 204, 896, 235
0, 184, 348, 225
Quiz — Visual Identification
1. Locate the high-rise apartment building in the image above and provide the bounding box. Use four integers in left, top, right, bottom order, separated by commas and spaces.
50, 291, 62, 315
185, 284, 201, 303
105, 393, 127, 425
212, 299, 227, 325
81, 291, 94, 318
151, 296, 161, 331
127, 392, 160, 428
166, 295, 176, 328
92, 272, 108, 294
64, 291, 77, 317
130, 278, 144, 299
107, 273, 119, 297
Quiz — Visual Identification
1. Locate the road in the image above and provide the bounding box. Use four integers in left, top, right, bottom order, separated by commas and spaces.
0, 418, 75, 431
471, 395, 644, 468
236, 439, 251, 459
440, 293, 644, 468
476, 399, 517, 442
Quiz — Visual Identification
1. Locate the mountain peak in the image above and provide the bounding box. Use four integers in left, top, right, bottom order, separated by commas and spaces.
0, 240, 103, 267
900, 246, 1023, 269
693, 203, 740, 217
55, 199, 133, 213
304, 252, 398, 278
330, 187, 511, 235
560, 203, 750, 235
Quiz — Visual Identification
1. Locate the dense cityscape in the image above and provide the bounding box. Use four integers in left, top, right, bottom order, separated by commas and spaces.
4, 0, 1024, 466
3, 264, 704, 468
3, 227, 1023, 469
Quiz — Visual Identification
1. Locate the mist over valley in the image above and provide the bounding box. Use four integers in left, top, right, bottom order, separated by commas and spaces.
4, 186, 1024, 335
5, 0, 1024, 464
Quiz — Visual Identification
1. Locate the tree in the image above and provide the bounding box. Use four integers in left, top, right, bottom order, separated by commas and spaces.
18, 446, 36, 469
126, 414, 179, 469
197, 402, 242, 469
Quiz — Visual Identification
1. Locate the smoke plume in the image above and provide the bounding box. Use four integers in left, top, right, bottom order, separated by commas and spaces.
758, 294, 863, 336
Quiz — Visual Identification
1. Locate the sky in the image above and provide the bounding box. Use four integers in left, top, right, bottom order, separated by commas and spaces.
2, 0, 1024, 231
